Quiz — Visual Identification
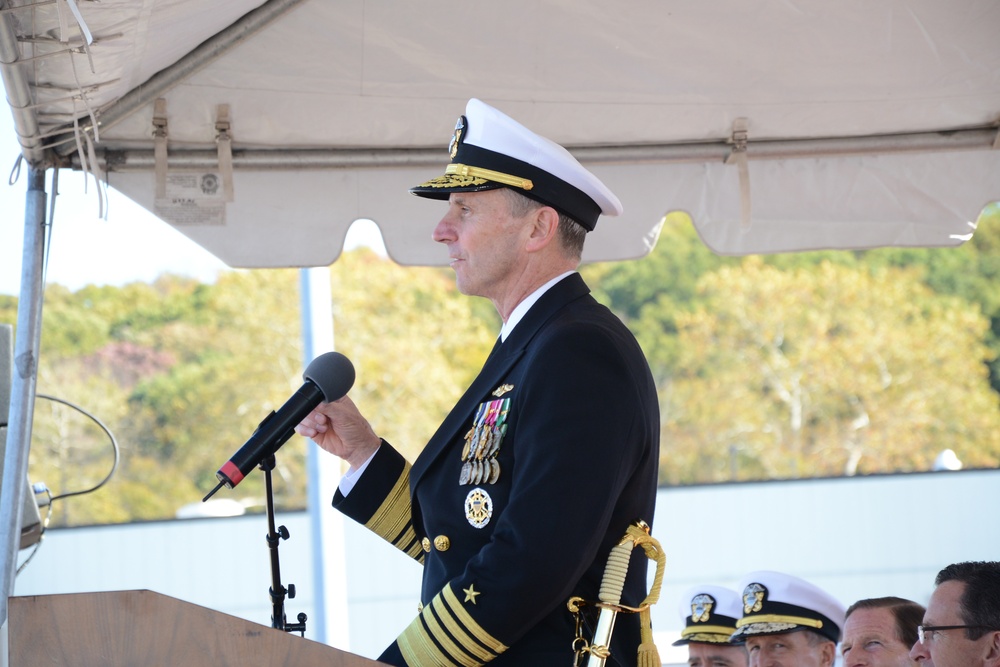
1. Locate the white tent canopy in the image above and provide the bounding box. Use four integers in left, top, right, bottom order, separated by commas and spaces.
2, 0, 999, 636
3, 0, 998, 264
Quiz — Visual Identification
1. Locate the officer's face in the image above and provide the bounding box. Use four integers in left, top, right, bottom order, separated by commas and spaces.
688, 641, 748, 667
745, 631, 835, 667
908, 580, 998, 667
433, 190, 531, 304
841, 607, 919, 667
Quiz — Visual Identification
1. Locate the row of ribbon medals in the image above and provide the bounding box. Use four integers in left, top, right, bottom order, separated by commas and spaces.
460, 397, 510, 485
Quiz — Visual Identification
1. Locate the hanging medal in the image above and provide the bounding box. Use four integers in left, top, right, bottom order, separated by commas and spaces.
459, 392, 511, 485
461, 402, 488, 485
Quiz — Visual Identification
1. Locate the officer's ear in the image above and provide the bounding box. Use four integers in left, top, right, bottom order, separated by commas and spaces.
820, 640, 836, 667
983, 629, 1000, 667
524, 205, 560, 253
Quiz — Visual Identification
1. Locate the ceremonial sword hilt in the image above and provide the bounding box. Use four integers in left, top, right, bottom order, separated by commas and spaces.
568, 520, 666, 667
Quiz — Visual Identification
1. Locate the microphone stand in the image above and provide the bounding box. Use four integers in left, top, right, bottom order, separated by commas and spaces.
261, 453, 307, 636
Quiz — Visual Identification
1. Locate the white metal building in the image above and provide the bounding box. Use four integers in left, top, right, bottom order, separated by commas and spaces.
9, 467, 997, 666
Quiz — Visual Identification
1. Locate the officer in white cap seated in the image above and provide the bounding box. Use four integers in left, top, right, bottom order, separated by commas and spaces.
297, 98, 660, 666
673, 585, 748, 667
730, 571, 846, 667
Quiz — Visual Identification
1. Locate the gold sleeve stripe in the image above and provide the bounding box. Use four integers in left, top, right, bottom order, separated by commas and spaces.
422, 603, 482, 666
397, 585, 508, 667
398, 614, 464, 667
397, 528, 424, 561
427, 597, 493, 664
439, 584, 508, 655
364, 461, 421, 558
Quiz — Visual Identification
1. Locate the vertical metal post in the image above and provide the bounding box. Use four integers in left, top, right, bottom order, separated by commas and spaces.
300, 266, 350, 648
0, 167, 48, 626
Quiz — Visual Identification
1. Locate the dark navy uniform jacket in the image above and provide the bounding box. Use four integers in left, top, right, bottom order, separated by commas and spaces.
333, 273, 660, 666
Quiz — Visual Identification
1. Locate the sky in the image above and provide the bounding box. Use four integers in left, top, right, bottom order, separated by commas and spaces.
0, 112, 385, 297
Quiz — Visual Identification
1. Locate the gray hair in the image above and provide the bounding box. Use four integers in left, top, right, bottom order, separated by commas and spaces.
500, 188, 586, 259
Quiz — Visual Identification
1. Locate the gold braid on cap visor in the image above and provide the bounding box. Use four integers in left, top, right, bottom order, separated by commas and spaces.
735, 614, 824, 629
445, 163, 534, 191
681, 625, 740, 639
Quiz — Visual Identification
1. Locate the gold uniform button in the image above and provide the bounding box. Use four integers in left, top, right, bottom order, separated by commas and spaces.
421, 537, 431, 553
433, 535, 451, 552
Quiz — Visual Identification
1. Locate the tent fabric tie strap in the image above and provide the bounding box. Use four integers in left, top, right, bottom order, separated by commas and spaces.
215, 104, 235, 202
153, 98, 168, 199
726, 117, 752, 231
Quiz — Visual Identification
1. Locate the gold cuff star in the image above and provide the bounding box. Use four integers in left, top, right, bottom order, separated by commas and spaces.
463, 584, 481, 604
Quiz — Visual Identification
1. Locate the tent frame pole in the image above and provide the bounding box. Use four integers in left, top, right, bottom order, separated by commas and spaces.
1, 166, 48, 627
70, 126, 1000, 173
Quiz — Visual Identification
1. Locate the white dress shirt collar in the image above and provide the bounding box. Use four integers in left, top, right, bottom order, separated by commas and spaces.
499, 271, 575, 342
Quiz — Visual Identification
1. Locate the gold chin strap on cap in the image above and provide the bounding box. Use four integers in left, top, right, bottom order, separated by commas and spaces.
445, 163, 534, 191
567, 520, 666, 667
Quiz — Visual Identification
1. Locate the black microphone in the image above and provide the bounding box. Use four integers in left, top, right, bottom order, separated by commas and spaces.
203, 351, 355, 501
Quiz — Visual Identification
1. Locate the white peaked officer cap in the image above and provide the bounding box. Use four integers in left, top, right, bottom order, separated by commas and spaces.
731, 571, 846, 644
672, 584, 745, 646
410, 98, 623, 231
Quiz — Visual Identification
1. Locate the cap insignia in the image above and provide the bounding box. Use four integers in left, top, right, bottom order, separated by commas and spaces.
691, 593, 716, 623
465, 487, 493, 529
743, 583, 766, 614
449, 115, 467, 159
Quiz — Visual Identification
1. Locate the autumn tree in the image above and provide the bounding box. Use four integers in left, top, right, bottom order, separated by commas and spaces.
28, 277, 220, 525
583, 212, 738, 380
9, 204, 1000, 524
325, 249, 496, 464
660, 258, 1000, 484
22, 250, 495, 525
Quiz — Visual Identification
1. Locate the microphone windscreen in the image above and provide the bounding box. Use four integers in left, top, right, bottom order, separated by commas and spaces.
304, 351, 355, 402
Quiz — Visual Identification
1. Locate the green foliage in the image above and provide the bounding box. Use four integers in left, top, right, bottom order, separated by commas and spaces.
583, 212, 737, 379
20, 251, 492, 526
867, 203, 1000, 392
8, 207, 1000, 524
661, 258, 1000, 483
327, 250, 495, 463
0, 295, 18, 328
586, 204, 1000, 483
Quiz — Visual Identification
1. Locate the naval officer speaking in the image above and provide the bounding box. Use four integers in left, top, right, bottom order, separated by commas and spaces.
296, 98, 660, 667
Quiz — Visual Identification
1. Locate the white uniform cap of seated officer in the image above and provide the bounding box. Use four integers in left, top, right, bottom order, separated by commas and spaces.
731, 570, 846, 644
410, 98, 622, 231
673, 584, 745, 646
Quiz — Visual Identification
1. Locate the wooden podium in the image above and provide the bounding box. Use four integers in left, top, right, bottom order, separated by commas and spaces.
8, 589, 389, 666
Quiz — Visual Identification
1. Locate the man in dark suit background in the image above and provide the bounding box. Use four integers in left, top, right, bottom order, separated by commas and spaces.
296, 98, 660, 666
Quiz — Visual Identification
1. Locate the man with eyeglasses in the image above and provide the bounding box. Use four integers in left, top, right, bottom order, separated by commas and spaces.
909, 561, 1000, 667
841, 596, 924, 666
